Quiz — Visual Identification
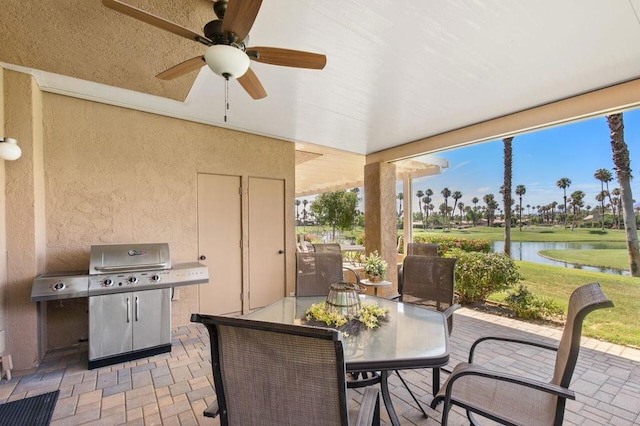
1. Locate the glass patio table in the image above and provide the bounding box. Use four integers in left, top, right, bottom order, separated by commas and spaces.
243, 295, 450, 425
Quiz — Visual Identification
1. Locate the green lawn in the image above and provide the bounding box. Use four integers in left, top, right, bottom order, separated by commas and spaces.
488, 261, 640, 348
539, 249, 629, 271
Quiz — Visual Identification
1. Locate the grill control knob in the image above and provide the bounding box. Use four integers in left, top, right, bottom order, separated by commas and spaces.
52, 281, 65, 291
150, 274, 160, 282
102, 278, 113, 287
127, 276, 138, 284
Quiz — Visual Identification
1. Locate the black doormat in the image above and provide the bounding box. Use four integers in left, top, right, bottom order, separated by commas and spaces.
0, 390, 59, 426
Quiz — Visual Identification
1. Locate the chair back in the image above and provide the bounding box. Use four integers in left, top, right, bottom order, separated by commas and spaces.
400, 255, 457, 332
296, 252, 344, 296
552, 283, 613, 388
313, 243, 342, 253
191, 314, 349, 426
406, 243, 438, 257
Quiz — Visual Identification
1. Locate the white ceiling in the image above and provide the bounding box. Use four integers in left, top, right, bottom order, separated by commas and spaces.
2, 0, 640, 191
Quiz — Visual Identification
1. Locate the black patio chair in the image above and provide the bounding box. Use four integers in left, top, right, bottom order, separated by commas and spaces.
432, 282, 613, 425
406, 243, 438, 256
313, 243, 342, 253
398, 243, 439, 293
191, 313, 381, 426
296, 252, 361, 296
395, 255, 459, 416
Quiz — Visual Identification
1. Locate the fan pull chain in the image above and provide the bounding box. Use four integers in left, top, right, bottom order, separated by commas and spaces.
224, 77, 229, 122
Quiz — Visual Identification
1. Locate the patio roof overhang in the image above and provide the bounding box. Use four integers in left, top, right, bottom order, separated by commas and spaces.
295, 143, 448, 197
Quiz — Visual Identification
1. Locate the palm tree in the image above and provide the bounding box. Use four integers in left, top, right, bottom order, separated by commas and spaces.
594, 168, 613, 228
570, 190, 585, 230
441, 188, 451, 228
611, 187, 621, 229
595, 192, 606, 229
515, 184, 526, 231
452, 191, 462, 225
550, 201, 558, 224
483, 193, 496, 226
423, 189, 433, 227
458, 202, 465, 224
422, 196, 431, 227
295, 199, 301, 224
397, 192, 403, 219
556, 177, 571, 228
471, 197, 479, 226
416, 190, 424, 227
302, 199, 309, 224
503, 137, 513, 257
606, 113, 640, 276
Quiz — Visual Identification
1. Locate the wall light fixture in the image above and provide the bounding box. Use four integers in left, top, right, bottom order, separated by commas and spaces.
0, 137, 22, 161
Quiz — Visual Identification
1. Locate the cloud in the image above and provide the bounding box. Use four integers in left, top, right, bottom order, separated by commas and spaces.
449, 160, 471, 172
477, 186, 491, 192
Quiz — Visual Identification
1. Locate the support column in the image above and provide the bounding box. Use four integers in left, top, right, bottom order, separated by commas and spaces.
364, 162, 397, 296
402, 173, 412, 255
4, 70, 46, 369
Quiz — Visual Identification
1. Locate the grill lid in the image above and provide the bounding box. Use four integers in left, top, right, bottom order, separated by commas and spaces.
89, 243, 171, 275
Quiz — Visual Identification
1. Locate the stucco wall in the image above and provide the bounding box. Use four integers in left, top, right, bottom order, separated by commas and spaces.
3, 70, 46, 368
40, 93, 295, 350
0, 67, 6, 355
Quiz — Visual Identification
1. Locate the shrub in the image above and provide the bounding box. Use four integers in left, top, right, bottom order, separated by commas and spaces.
505, 285, 564, 320
409, 234, 490, 255
444, 249, 522, 304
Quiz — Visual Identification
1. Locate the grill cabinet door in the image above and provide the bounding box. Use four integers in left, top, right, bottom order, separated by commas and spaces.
89, 293, 133, 360
132, 288, 171, 351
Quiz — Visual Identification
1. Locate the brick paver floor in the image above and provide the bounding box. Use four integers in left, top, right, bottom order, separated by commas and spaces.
1, 307, 638, 425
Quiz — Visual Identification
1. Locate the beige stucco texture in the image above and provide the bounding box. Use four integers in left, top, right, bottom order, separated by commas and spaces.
2, 69, 295, 369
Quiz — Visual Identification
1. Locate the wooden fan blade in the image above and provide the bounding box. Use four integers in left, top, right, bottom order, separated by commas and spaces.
156, 56, 206, 80
247, 47, 326, 69
102, 0, 211, 45
222, 0, 263, 42
237, 68, 267, 100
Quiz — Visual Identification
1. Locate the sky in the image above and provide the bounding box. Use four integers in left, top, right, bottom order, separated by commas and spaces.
404, 107, 640, 213
296, 107, 640, 214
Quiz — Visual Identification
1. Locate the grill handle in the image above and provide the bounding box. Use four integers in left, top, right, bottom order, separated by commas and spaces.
135, 296, 139, 321
94, 262, 168, 272
126, 297, 131, 323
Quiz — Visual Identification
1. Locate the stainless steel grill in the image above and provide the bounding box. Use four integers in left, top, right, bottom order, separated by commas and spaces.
31, 242, 209, 369
31, 243, 209, 301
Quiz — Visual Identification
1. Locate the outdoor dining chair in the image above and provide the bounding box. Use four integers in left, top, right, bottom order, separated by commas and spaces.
398, 242, 439, 292
191, 313, 381, 426
395, 255, 459, 415
406, 243, 439, 256
296, 252, 361, 296
432, 282, 613, 426
313, 242, 342, 253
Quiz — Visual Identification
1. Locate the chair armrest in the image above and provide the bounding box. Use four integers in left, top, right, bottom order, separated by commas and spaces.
469, 335, 558, 363
442, 303, 460, 318
203, 401, 220, 418
444, 363, 576, 401
343, 266, 361, 284
355, 387, 380, 426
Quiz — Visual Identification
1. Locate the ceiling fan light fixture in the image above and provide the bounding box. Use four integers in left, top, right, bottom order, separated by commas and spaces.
204, 45, 250, 79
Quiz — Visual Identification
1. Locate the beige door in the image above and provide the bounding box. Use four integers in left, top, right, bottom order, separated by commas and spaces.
249, 177, 286, 309
197, 174, 242, 315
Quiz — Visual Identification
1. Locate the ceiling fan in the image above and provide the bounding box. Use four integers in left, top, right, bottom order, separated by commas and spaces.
102, 0, 327, 100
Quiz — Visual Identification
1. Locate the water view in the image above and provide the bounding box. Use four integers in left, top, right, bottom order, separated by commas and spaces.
491, 241, 629, 276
